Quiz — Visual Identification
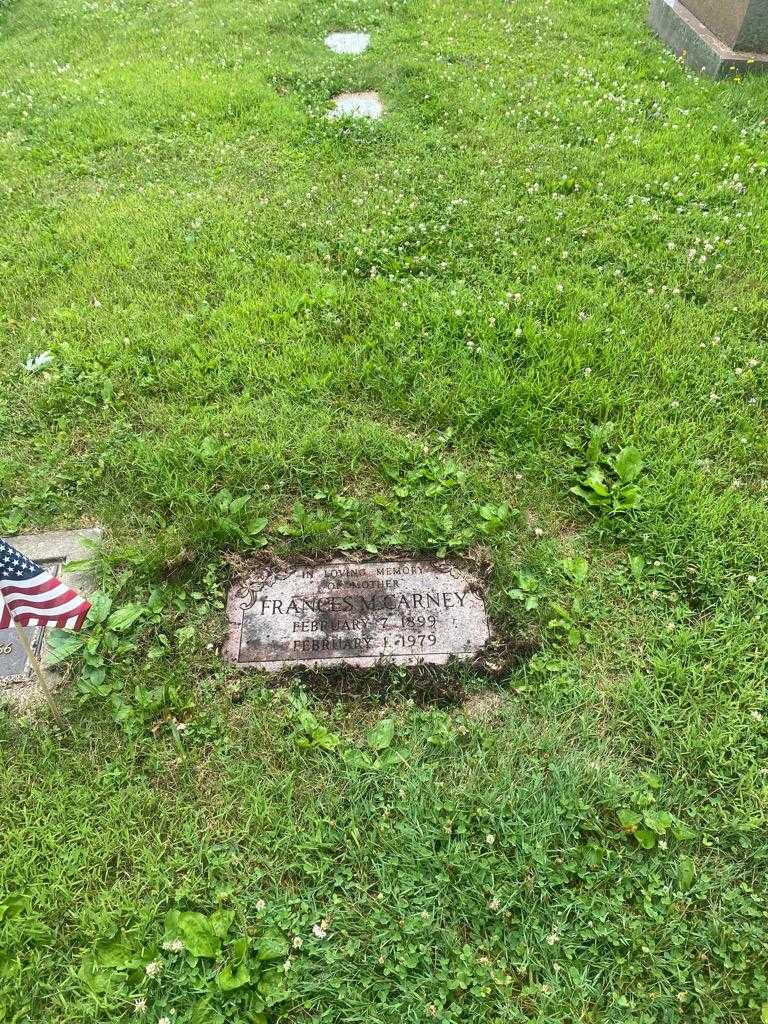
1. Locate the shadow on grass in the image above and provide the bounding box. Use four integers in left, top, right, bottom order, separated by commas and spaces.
243, 632, 541, 707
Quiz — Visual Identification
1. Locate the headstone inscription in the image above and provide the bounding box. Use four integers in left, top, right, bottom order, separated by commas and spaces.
649, 0, 768, 77
225, 560, 490, 672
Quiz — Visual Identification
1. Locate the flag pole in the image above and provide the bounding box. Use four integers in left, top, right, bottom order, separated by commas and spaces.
15, 624, 67, 728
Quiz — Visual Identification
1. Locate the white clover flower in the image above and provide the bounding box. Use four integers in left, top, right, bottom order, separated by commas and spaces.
292, 936, 304, 949
255, 899, 266, 912
546, 933, 560, 945
162, 939, 184, 953
145, 961, 161, 978
488, 897, 500, 911
133, 999, 147, 1015
159, 1018, 172, 1024
312, 920, 329, 939
485, 833, 496, 846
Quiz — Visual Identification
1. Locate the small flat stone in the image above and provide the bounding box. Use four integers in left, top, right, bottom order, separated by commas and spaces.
225, 559, 490, 673
0, 625, 46, 683
325, 32, 370, 55
327, 91, 383, 120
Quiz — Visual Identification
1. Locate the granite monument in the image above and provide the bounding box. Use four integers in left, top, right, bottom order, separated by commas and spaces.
649, 0, 768, 76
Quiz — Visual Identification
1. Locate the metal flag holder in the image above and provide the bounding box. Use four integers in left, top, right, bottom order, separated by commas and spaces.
13, 620, 67, 729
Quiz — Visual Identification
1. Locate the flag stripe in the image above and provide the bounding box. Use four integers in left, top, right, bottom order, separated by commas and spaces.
0, 571, 53, 591
8, 596, 88, 620
5, 589, 79, 613
0, 577, 64, 598
0, 539, 91, 634
14, 606, 89, 629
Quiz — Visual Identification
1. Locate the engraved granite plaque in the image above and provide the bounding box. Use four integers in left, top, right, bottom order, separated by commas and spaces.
226, 560, 490, 672
0, 625, 45, 682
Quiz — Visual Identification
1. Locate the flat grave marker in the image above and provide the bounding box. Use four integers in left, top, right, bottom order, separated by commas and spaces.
226, 559, 490, 672
0, 622, 47, 684
325, 32, 370, 54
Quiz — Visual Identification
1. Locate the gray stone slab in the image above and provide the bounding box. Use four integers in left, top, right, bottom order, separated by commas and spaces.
0, 623, 47, 682
327, 91, 383, 119
681, 0, 768, 52
738, 0, 768, 52
325, 32, 370, 55
649, 0, 768, 76
225, 560, 490, 672
0, 528, 101, 707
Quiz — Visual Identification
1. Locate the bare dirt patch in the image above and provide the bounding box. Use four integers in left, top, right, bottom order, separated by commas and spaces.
460, 690, 507, 721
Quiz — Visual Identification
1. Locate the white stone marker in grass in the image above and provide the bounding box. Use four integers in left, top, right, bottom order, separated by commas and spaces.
327, 91, 383, 119
325, 32, 371, 54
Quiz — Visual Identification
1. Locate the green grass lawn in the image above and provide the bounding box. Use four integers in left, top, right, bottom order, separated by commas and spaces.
2, 0, 768, 1019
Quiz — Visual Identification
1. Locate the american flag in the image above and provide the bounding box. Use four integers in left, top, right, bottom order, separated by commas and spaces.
0, 538, 91, 631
